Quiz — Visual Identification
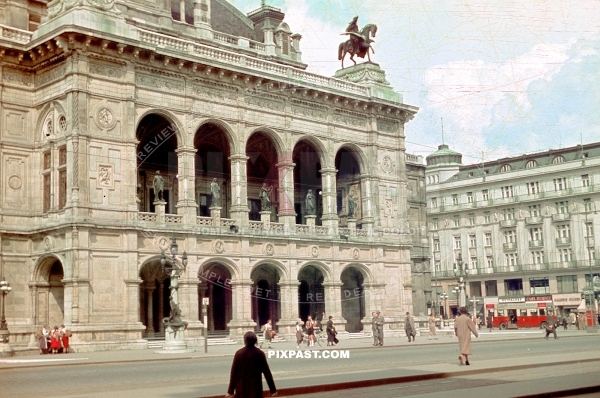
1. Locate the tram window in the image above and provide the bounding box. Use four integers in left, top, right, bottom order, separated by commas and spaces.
530, 309, 538, 315
498, 310, 505, 316
520, 309, 527, 316
539, 309, 546, 316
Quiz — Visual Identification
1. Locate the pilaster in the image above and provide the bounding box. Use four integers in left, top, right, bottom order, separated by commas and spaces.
229, 154, 250, 227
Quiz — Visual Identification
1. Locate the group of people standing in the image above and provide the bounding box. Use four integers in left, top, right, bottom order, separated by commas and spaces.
37, 325, 70, 354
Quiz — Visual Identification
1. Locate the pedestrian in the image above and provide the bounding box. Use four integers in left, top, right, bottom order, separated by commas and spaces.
259, 319, 273, 349
50, 326, 61, 354
226, 331, 278, 398
544, 322, 558, 340
37, 326, 48, 355
376, 311, 385, 346
371, 312, 378, 346
59, 324, 70, 354
305, 316, 316, 347
295, 321, 303, 349
486, 312, 493, 332
561, 315, 568, 331
404, 311, 416, 342
428, 313, 437, 340
326, 316, 338, 346
455, 306, 479, 365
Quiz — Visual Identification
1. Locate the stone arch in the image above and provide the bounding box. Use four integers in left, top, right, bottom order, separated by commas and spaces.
335, 146, 365, 223
138, 256, 170, 337
246, 127, 285, 156
197, 261, 234, 332
298, 261, 331, 282
136, 108, 185, 146
335, 143, 369, 176
291, 135, 327, 166
297, 262, 330, 322
293, 139, 326, 225
339, 262, 372, 284
36, 101, 68, 142
250, 259, 289, 282
197, 257, 240, 281
192, 118, 237, 155
32, 255, 66, 327
340, 264, 367, 332
250, 261, 284, 330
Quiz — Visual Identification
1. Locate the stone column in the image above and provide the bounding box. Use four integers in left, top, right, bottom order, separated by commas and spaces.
360, 176, 375, 234
154, 201, 166, 222
229, 154, 249, 227
194, 0, 211, 27
145, 285, 155, 336
306, 215, 316, 233
320, 167, 339, 230
323, 281, 346, 333
276, 159, 296, 230
158, 282, 165, 334
175, 146, 197, 224
277, 281, 300, 337
228, 279, 256, 341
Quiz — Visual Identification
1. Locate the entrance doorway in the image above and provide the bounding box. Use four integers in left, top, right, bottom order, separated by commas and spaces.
199, 264, 232, 332
341, 267, 365, 332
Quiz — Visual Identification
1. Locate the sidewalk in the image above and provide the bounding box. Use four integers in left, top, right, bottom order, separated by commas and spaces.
0, 328, 594, 370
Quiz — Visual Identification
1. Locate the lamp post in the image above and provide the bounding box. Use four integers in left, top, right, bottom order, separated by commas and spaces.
0, 277, 13, 357
453, 253, 468, 308
159, 238, 191, 351
440, 292, 448, 322
584, 200, 597, 333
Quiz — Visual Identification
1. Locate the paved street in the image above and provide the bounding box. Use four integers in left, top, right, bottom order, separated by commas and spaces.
1, 330, 599, 397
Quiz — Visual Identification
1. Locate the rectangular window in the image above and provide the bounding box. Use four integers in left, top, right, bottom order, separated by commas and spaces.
482, 189, 489, 201
43, 151, 51, 170
557, 275, 578, 293
486, 256, 494, 268
43, 174, 51, 213
483, 211, 490, 224
435, 260, 441, 272
553, 178, 566, 191
485, 280, 498, 296
485, 232, 492, 246
58, 170, 67, 210
505, 253, 518, 266
529, 227, 543, 241
556, 201, 569, 214
469, 234, 476, 248
58, 146, 67, 166
452, 194, 459, 205
454, 236, 461, 250
531, 251, 544, 264
504, 230, 517, 243
529, 278, 550, 294
470, 257, 478, 269
433, 239, 440, 251
588, 247, 596, 260
556, 224, 570, 238
501, 185, 514, 198
584, 198, 592, 212
432, 218, 439, 230
504, 208, 515, 220
527, 182, 540, 195
467, 192, 473, 203
558, 248, 572, 262
453, 215, 460, 227
582, 174, 590, 187
431, 197, 437, 208
586, 222, 594, 237
468, 213, 475, 226
505, 278, 523, 296
529, 204, 541, 217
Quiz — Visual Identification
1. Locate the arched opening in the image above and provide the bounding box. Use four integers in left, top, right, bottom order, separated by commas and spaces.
246, 132, 279, 221
293, 140, 322, 225
251, 264, 281, 330
136, 114, 178, 214
335, 148, 362, 225
198, 263, 232, 332
139, 261, 170, 338
341, 267, 365, 332
34, 257, 65, 327
298, 265, 325, 324
194, 123, 231, 218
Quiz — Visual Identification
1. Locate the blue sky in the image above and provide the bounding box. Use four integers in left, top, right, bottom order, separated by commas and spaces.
229, 0, 600, 164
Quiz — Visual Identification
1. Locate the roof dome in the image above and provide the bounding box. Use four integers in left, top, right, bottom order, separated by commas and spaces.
426, 144, 462, 167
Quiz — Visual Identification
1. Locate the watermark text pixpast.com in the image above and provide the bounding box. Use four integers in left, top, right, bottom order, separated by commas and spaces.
267, 350, 350, 359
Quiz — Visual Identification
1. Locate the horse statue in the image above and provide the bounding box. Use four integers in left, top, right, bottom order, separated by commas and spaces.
338, 23, 377, 69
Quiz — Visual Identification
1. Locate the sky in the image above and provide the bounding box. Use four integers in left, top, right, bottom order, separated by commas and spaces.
227, 0, 600, 164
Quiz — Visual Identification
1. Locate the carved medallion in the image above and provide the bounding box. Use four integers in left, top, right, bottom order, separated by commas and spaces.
94, 105, 117, 131
213, 239, 225, 254
263, 243, 275, 256
8, 175, 22, 190
352, 248, 360, 260
308, 245, 319, 258
381, 155, 393, 174
156, 236, 170, 251
43, 236, 54, 251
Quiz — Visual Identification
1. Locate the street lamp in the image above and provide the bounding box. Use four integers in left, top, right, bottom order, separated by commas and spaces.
584, 200, 597, 333
159, 238, 190, 351
0, 277, 13, 357
453, 253, 468, 308
440, 292, 449, 320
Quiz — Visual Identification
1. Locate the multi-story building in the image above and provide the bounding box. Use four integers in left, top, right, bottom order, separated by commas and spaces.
0, 0, 421, 351
426, 143, 600, 318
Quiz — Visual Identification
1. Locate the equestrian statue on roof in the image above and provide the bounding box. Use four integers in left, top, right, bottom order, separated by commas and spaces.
338, 16, 377, 68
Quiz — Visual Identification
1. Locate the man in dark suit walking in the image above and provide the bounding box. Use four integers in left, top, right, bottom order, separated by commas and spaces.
371, 311, 378, 346
226, 331, 278, 398
376, 311, 385, 346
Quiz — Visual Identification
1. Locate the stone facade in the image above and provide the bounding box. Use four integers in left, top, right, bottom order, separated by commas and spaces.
0, 0, 420, 351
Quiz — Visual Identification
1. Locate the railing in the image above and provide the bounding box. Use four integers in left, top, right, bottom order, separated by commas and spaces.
295, 225, 309, 233
212, 31, 239, 46
271, 223, 284, 232
528, 240, 544, 248
139, 212, 157, 222
196, 217, 214, 226
165, 215, 183, 223
552, 213, 571, 222
220, 218, 236, 227
525, 216, 543, 225
315, 226, 330, 235
249, 221, 263, 229
555, 237, 572, 246
503, 242, 517, 250
0, 24, 33, 44
499, 219, 517, 228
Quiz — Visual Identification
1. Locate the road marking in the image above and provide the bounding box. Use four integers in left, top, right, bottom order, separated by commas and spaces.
0, 358, 88, 364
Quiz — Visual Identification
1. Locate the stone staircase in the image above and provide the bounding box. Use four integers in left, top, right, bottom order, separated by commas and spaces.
348, 331, 373, 339
145, 334, 238, 349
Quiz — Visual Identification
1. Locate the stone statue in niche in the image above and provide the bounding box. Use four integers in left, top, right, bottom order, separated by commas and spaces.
153, 171, 164, 201
305, 189, 316, 215
260, 183, 272, 211
210, 178, 221, 207
348, 193, 355, 218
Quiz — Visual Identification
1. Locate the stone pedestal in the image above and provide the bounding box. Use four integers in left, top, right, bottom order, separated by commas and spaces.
0, 340, 14, 357
347, 218, 357, 233
260, 211, 271, 229
210, 206, 221, 225
153, 200, 166, 222
334, 62, 401, 103
305, 215, 316, 234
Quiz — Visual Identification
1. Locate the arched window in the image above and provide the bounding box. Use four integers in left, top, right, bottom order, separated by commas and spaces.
552, 156, 565, 164
525, 160, 537, 168
500, 164, 512, 172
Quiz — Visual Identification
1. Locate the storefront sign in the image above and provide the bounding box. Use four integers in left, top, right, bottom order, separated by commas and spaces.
485, 304, 495, 309
537, 302, 546, 308
525, 295, 552, 302
552, 293, 581, 307
498, 296, 525, 304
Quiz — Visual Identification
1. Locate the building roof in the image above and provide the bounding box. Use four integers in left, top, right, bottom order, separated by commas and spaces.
426, 144, 463, 168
